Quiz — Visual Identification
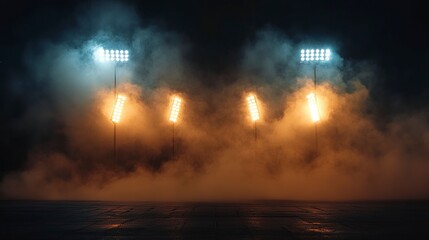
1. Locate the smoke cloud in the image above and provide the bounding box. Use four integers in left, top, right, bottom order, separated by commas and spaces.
2, 1, 429, 201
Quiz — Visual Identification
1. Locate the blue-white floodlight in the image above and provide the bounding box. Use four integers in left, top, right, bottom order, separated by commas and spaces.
95, 48, 129, 62
300, 48, 331, 62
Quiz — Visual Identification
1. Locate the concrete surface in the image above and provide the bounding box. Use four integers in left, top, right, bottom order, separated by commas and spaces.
1, 200, 428, 239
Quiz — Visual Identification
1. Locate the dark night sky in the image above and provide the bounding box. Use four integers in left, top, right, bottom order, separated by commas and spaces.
1, 0, 428, 177
2, 1, 427, 99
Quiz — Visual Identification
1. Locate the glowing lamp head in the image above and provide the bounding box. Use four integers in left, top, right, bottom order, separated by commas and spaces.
169, 96, 182, 123
300, 48, 332, 62
95, 47, 129, 62
306, 92, 320, 122
112, 95, 126, 123
247, 94, 260, 121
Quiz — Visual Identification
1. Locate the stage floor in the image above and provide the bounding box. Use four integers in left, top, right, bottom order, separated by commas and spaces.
1, 200, 428, 239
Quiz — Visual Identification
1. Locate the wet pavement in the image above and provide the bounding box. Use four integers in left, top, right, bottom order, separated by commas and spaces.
1, 200, 428, 239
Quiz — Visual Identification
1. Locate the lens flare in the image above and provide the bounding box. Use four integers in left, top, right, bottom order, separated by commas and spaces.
169, 96, 182, 123
307, 92, 320, 122
112, 95, 126, 123
247, 94, 260, 121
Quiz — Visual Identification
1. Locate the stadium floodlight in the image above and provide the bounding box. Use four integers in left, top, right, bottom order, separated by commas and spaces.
169, 96, 182, 123
94, 47, 130, 96
247, 95, 260, 122
95, 48, 129, 62
300, 48, 331, 62
112, 95, 126, 123
306, 93, 320, 123
299, 48, 332, 88
169, 96, 183, 160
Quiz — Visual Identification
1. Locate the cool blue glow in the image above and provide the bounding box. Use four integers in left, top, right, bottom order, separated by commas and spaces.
300, 48, 332, 62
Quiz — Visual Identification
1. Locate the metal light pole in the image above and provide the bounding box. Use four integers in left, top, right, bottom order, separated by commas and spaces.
169, 96, 182, 160
95, 48, 129, 162
300, 48, 331, 154
313, 64, 318, 153
114, 64, 117, 161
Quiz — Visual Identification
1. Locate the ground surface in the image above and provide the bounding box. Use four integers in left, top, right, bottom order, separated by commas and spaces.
1, 200, 428, 239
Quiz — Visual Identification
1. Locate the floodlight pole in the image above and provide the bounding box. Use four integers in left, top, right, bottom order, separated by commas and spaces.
172, 122, 175, 161
255, 121, 257, 142
313, 65, 317, 88
254, 120, 258, 158
313, 64, 318, 155
114, 64, 117, 95
114, 123, 117, 162
253, 86, 258, 156
113, 63, 117, 163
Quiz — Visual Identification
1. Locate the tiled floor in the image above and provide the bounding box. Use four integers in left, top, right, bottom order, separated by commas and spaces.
1, 201, 428, 239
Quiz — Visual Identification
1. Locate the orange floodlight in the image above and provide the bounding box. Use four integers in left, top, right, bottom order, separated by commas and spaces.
169, 96, 182, 123
112, 95, 126, 123
247, 94, 260, 121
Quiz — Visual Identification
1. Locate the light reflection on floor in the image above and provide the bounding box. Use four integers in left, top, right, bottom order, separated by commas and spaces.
1, 201, 428, 239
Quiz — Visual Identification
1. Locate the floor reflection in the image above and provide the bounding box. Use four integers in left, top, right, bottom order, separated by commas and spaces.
1, 201, 428, 239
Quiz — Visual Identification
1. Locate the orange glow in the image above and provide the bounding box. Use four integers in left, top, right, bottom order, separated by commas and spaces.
169, 96, 182, 123
307, 92, 320, 122
112, 95, 126, 123
247, 94, 260, 121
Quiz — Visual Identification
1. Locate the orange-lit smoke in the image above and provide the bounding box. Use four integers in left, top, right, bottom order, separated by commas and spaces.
2, 79, 429, 201
1, 14, 429, 201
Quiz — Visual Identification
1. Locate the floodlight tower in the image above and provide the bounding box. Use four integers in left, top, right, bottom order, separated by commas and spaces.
95, 47, 129, 162
169, 96, 182, 160
300, 48, 332, 154
300, 48, 331, 89
95, 48, 129, 95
